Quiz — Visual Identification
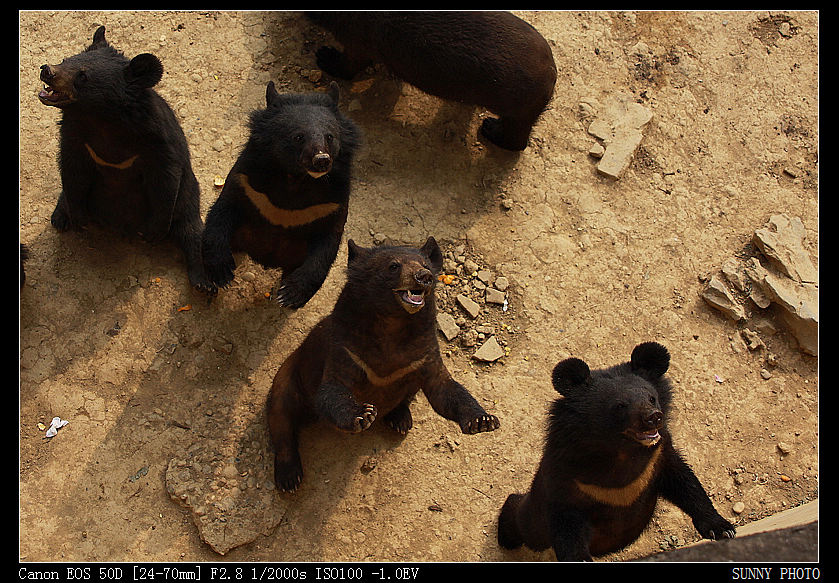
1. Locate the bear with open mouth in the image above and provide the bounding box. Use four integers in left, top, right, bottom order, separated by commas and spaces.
37, 25, 211, 292
497, 342, 735, 560
266, 237, 500, 492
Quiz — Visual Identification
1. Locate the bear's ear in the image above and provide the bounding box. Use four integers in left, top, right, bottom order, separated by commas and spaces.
87, 25, 108, 51
630, 342, 670, 379
126, 54, 163, 89
552, 357, 590, 395
266, 81, 280, 107
420, 236, 443, 273
347, 239, 368, 265
327, 81, 340, 107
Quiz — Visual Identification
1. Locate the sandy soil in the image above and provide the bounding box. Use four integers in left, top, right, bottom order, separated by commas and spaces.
19, 10, 818, 563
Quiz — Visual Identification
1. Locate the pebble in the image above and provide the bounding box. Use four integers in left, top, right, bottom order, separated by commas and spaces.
473, 336, 505, 362
485, 288, 506, 305
732, 501, 746, 514
494, 276, 509, 291
457, 294, 481, 319
436, 312, 461, 341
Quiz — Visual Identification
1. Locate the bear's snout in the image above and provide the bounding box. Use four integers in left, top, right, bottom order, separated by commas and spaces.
312, 152, 332, 173
40, 64, 55, 83
414, 268, 434, 287
643, 410, 663, 430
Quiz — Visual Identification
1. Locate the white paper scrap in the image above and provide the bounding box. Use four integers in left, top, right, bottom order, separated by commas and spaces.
45, 416, 69, 438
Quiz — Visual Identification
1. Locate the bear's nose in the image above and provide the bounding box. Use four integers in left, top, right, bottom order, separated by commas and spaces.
40, 64, 54, 82
414, 268, 433, 287
312, 152, 332, 172
643, 410, 663, 429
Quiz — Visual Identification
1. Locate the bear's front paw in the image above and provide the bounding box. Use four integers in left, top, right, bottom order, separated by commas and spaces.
695, 514, 736, 541
203, 249, 236, 289
271, 275, 318, 309
334, 403, 377, 433
462, 414, 500, 434
273, 454, 304, 493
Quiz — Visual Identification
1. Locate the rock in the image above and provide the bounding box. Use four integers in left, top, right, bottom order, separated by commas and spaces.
456, 294, 481, 319
701, 275, 746, 321
485, 288, 506, 305
586, 93, 653, 179
436, 312, 461, 341
494, 276, 509, 291
732, 501, 746, 514
166, 439, 287, 555
752, 215, 817, 283
472, 336, 505, 362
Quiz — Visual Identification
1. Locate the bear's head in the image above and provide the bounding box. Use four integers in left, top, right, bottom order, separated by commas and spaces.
343, 237, 443, 315
247, 81, 360, 179
551, 342, 672, 448
38, 26, 163, 111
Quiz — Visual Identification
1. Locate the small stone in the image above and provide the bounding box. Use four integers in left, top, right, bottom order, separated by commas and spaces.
777, 442, 792, 455
457, 294, 481, 319
732, 501, 746, 514
464, 259, 479, 274
436, 312, 461, 341
760, 369, 772, 380
589, 142, 606, 158
473, 336, 505, 362
476, 269, 493, 284
485, 288, 506, 305
494, 276, 509, 291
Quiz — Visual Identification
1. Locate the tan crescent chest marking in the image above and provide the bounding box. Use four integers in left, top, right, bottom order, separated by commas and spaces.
574, 445, 662, 507
238, 173, 340, 227
85, 143, 139, 169
344, 347, 428, 387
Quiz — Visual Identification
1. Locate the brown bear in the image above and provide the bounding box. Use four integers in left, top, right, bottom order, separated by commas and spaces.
306, 11, 556, 151
38, 26, 211, 292
497, 342, 735, 560
266, 237, 499, 492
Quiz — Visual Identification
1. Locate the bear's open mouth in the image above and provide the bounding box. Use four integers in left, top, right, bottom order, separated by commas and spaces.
626, 428, 661, 446
306, 170, 329, 179
394, 288, 426, 313
38, 84, 70, 106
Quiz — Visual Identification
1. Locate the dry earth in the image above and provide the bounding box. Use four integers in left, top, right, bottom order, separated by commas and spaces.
19, 10, 818, 563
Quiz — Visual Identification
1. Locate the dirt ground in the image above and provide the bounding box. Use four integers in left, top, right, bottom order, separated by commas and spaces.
19, 11, 818, 563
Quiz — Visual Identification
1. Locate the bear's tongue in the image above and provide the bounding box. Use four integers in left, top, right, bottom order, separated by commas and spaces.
400, 290, 425, 305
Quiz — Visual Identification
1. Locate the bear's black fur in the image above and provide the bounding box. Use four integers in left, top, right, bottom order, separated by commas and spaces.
306, 11, 556, 151
266, 237, 499, 492
497, 342, 735, 561
38, 26, 210, 292
201, 81, 361, 308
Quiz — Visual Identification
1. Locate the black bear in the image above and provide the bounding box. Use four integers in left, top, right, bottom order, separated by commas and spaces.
38, 26, 211, 292
306, 11, 556, 151
266, 237, 499, 492
201, 81, 361, 308
497, 342, 735, 561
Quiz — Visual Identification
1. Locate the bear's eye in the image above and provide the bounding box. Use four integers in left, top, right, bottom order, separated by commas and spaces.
76, 70, 88, 83
325, 133, 334, 144
388, 261, 400, 272
293, 133, 305, 143
649, 395, 656, 405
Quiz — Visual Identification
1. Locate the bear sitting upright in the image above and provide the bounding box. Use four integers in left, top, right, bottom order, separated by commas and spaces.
201, 81, 361, 308
306, 11, 556, 151
497, 342, 735, 561
266, 237, 500, 492
38, 26, 211, 292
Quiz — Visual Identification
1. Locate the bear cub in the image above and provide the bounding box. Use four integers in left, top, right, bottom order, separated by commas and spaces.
201, 81, 361, 307
306, 12, 556, 151
497, 342, 735, 561
38, 26, 210, 291
266, 237, 499, 492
